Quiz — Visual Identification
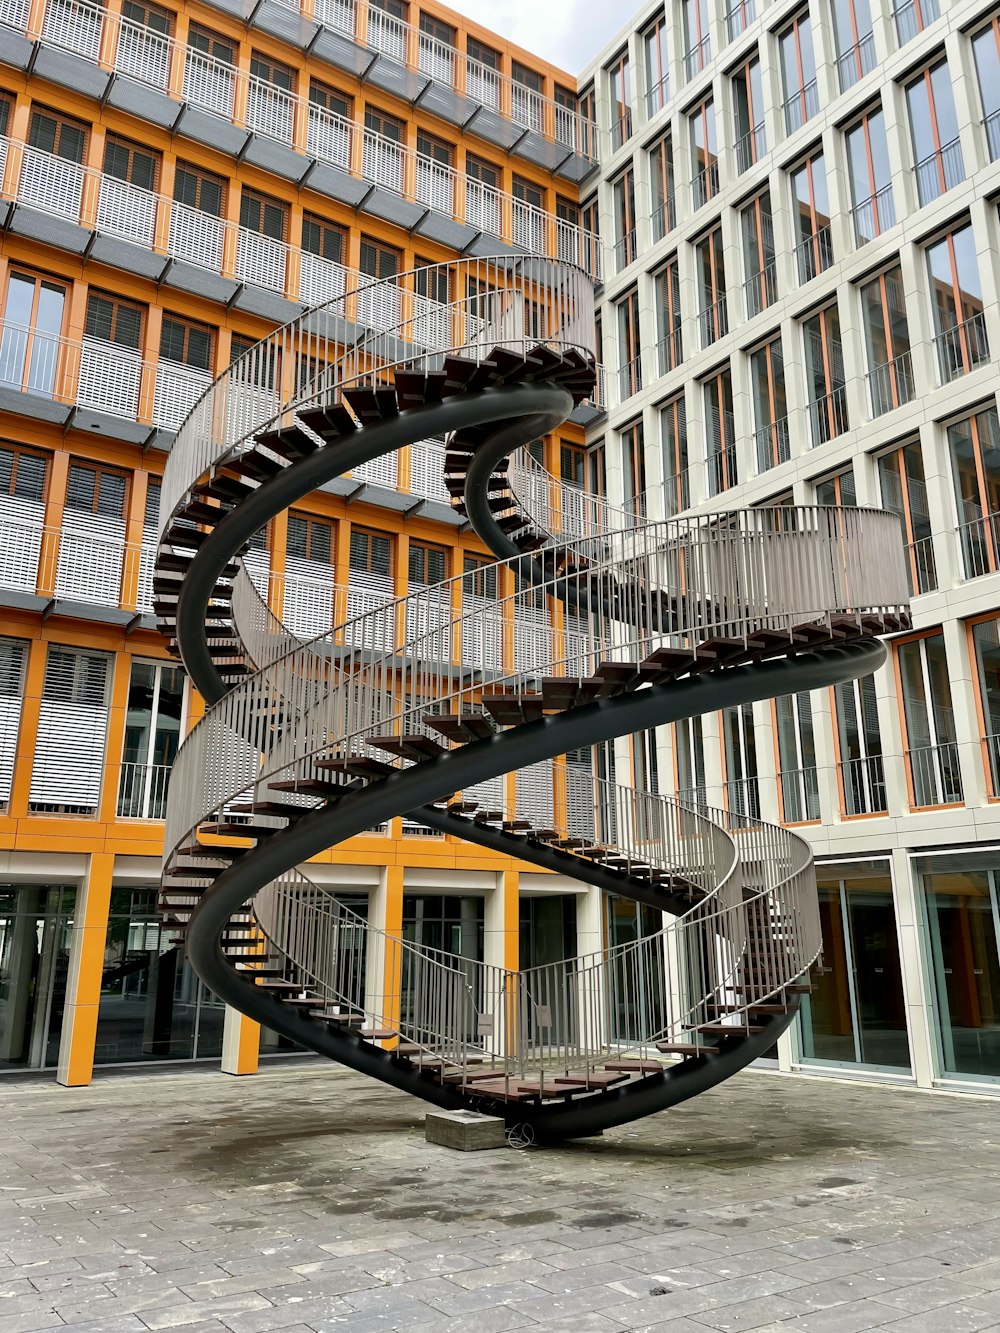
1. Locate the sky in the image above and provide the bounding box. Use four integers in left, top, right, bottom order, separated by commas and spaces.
442, 0, 642, 73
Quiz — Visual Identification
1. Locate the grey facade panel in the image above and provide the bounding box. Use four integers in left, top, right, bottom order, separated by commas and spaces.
556, 153, 599, 185
233, 286, 304, 323
512, 131, 566, 172
251, 0, 318, 48
163, 261, 241, 306
466, 233, 523, 260
0, 385, 70, 426
175, 106, 251, 157
106, 77, 181, 130
465, 108, 524, 151
67, 407, 150, 446
413, 212, 480, 251
306, 161, 371, 207
32, 46, 111, 99
416, 83, 477, 128
361, 189, 426, 230
50, 598, 133, 625
89, 234, 171, 282
242, 135, 308, 183
0, 31, 33, 71
569, 402, 602, 427
0, 589, 48, 614
365, 56, 429, 102
311, 28, 375, 78
10, 206, 89, 256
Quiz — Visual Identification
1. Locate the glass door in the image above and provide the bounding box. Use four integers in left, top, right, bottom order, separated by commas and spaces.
606, 895, 665, 1043
0, 885, 75, 1071
799, 866, 910, 1070
0, 272, 67, 397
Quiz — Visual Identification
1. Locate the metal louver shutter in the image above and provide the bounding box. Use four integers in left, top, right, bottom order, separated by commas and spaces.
28, 646, 111, 813
0, 639, 27, 806
566, 749, 596, 841
283, 555, 334, 638
515, 759, 555, 827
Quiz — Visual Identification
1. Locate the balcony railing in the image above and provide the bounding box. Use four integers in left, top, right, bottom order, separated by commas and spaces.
783, 79, 820, 135
691, 159, 720, 210
663, 466, 692, 518
914, 137, 964, 207
587, 363, 607, 412
726, 0, 756, 41
117, 761, 172, 820
906, 535, 938, 595
808, 385, 849, 447
744, 263, 777, 320
780, 766, 820, 823
684, 35, 711, 81
646, 75, 670, 117
957, 510, 1000, 581
707, 438, 738, 496
614, 229, 636, 272
735, 123, 766, 174
755, 417, 791, 474
985, 111, 1000, 164
837, 32, 876, 93
699, 295, 729, 349
651, 192, 677, 242
906, 739, 962, 807
725, 777, 761, 820
0, 509, 157, 614
657, 327, 683, 376
795, 225, 834, 284
933, 312, 990, 385
839, 755, 887, 816
851, 184, 895, 247
618, 355, 642, 401
0, 1, 599, 274
893, 0, 939, 46
866, 349, 915, 418
676, 783, 709, 812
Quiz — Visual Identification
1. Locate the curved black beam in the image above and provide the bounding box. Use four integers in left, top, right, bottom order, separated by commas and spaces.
185, 640, 884, 1131
174, 383, 572, 704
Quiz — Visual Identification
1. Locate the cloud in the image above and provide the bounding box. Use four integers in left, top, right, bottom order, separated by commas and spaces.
444, 0, 637, 72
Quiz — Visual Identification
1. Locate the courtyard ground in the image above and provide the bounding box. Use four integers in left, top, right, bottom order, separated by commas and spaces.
2, 1060, 1000, 1332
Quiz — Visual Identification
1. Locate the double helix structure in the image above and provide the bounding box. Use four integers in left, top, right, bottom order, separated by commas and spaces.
154, 257, 911, 1140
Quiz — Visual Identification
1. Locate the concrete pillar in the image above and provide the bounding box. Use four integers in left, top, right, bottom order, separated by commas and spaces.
57, 851, 114, 1086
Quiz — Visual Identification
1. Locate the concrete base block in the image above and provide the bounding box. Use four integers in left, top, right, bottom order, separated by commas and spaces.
425, 1109, 506, 1151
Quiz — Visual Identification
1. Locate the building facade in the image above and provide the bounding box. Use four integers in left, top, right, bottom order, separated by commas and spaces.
0, 0, 606, 1082
582, 0, 1000, 1094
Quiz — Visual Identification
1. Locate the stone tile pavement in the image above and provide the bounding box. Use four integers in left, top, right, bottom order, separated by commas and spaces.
2, 1061, 1000, 1332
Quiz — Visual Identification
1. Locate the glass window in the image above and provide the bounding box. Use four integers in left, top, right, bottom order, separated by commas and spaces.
675, 715, 705, 807
28, 107, 87, 162
616, 289, 641, 400
750, 337, 788, 473
649, 134, 675, 240
704, 367, 736, 496
973, 18, 1000, 162
798, 861, 910, 1070
689, 98, 717, 208
654, 257, 682, 374
733, 54, 765, 171
802, 303, 847, 446
0, 885, 76, 1071
159, 315, 212, 371
846, 106, 895, 244
696, 225, 727, 347
894, 0, 939, 47
897, 631, 962, 806
831, 0, 875, 92
239, 188, 287, 241
790, 151, 832, 282
906, 62, 963, 206
926, 224, 989, 383
681, 0, 710, 79
103, 134, 159, 191
612, 168, 636, 271
775, 692, 819, 822
835, 674, 885, 815
660, 394, 688, 517
950, 407, 1000, 581
723, 704, 759, 818
878, 441, 935, 595
815, 465, 856, 508
608, 50, 632, 149
918, 850, 1000, 1082
971, 617, 1000, 795
0, 271, 67, 397
860, 264, 913, 416
622, 420, 646, 518
644, 14, 670, 115
117, 660, 184, 820
779, 13, 819, 133
173, 162, 224, 216
741, 190, 776, 318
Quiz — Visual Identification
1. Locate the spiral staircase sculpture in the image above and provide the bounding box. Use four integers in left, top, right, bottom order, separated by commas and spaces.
154, 257, 911, 1140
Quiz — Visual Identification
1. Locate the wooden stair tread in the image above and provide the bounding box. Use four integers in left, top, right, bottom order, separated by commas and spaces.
657, 1042, 720, 1056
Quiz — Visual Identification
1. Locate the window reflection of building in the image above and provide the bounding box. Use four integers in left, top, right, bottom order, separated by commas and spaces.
797, 861, 910, 1071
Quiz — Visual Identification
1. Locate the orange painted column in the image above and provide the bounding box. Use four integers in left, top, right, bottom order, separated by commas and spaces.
57, 851, 114, 1086
221, 1007, 261, 1075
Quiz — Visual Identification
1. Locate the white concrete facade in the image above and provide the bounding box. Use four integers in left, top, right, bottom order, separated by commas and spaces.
580, 0, 1000, 1094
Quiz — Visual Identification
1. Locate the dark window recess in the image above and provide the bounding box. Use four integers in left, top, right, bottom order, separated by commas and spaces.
29, 108, 87, 162
85, 294, 144, 349
0, 444, 47, 503
287, 514, 332, 563
159, 316, 213, 371
409, 543, 446, 584
103, 135, 159, 191
240, 190, 287, 240
302, 214, 347, 263
349, 529, 392, 576
65, 462, 127, 520
174, 163, 225, 216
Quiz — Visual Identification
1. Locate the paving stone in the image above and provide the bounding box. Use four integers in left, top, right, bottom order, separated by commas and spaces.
688, 1294, 811, 1330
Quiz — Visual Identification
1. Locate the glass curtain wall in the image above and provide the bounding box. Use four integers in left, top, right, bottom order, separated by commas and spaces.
0, 886, 75, 1071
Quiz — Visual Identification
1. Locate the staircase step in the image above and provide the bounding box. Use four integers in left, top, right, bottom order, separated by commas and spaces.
693, 1023, 766, 1036
603, 1060, 664, 1073
360, 1028, 396, 1040
255, 426, 319, 461
198, 822, 283, 839
656, 1042, 720, 1056
296, 403, 357, 441
552, 1071, 628, 1090
342, 385, 383, 427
